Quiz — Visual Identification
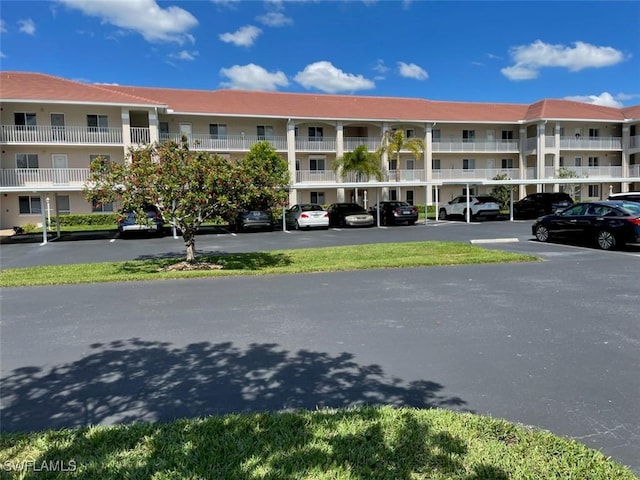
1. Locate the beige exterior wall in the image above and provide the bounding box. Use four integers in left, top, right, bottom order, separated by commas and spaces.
1, 103, 125, 129
1, 146, 125, 169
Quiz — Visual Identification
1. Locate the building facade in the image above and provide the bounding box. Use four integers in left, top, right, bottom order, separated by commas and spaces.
1, 71, 639, 229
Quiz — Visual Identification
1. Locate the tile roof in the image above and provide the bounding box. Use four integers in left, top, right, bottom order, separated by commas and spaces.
1, 71, 637, 123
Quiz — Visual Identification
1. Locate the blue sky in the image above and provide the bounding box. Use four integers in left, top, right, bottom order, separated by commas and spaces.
1, 0, 639, 107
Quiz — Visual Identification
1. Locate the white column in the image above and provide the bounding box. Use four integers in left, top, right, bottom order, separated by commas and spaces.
287, 120, 297, 205
121, 109, 132, 162
425, 123, 433, 204
148, 109, 159, 144
519, 127, 527, 198
621, 126, 630, 192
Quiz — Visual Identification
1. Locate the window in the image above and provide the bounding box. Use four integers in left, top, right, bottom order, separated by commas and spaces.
406, 190, 414, 205
389, 190, 398, 201
159, 122, 169, 139
389, 159, 398, 170
588, 185, 600, 197
19, 196, 41, 214
501, 130, 514, 141
209, 124, 227, 139
432, 159, 441, 170
589, 128, 599, 138
310, 192, 325, 204
406, 129, 415, 138
462, 130, 475, 142
463, 159, 475, 169
92, 199, 114, 213
462, 187, 475, 196
501, 158, 513, 169
16, 153, 39, 169
57, 195, 71, 214
588, 157, 599, 167
15, 112, 36, 129
257, 125, 274, 140
575, 157, 582, 167
559, 156, 565, 167
308, 127, 323, 141
87, 114, 108, 132
310, 158, 325, 171
406, 159, 415, 170
295, 159, 300, 171
432, 129, 441, 143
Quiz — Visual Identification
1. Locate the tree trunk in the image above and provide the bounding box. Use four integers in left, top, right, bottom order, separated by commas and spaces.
183, 231, 197, 263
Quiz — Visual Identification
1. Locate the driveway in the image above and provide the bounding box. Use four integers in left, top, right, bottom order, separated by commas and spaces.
1, 220, 639, 473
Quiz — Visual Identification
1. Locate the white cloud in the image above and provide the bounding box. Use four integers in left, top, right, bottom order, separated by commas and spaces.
256, 12, 293, 27
1, 19, 7, 33
294, 61, 375, 93
169, 50, 198, 61
564, 92, 624, 108
0, 51, 5, 59
59, 0, 198, 44
502, 40, 628, 81
373, 59, 389, 75
220, 63, 289, 90
18, 19, 36, 35
219, 25, 262, 47
211, 0, 241, 7
397, 62, 428, 80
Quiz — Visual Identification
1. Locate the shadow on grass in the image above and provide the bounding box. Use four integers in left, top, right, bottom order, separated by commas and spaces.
118, 252, 293, 274
0, 339, 495, 479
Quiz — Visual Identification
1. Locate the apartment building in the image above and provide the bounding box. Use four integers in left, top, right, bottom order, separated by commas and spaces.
1, 71, 639, 229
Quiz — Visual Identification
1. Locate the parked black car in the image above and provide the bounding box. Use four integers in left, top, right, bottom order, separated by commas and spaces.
368, 201, 418, 226
327, 203, 374, 227
532, 201, 640, 250
513, 192, 573, 219
235, 210, 274, 232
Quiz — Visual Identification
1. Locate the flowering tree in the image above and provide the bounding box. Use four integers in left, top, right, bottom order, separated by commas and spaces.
85, 139, 288, 264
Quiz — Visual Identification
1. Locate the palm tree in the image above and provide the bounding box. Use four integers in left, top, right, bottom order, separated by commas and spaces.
376, 129, 424, 180
333, 144, 383, 204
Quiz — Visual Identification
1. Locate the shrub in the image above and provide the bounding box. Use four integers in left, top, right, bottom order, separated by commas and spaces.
51, 213, 118, 226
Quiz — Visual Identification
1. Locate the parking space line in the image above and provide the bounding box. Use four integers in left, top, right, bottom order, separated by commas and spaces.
470, 238, 519, 244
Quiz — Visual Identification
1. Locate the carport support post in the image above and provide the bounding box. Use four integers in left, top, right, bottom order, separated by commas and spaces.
434, 186, 439, 223
509, 187, 514, 222
282, 204, 287, 232
54, 193, 61, 238
376, 188, 380, 227
465, 184, 471, 223
40, 194, 47, 245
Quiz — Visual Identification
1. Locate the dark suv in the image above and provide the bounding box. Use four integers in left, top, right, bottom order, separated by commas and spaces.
368, 201, 418, 225
513, 193, 573, 219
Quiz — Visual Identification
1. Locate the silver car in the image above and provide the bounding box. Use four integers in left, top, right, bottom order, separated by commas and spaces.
285, 204, 330, 230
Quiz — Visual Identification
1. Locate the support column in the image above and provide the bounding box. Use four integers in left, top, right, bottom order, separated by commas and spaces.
287, 120, 297, 206
121, 109, 132, 162
621, 126, 630, 192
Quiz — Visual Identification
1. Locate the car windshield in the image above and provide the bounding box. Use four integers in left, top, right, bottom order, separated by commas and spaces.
476, 196, 497, 202
301, 204, 323, 211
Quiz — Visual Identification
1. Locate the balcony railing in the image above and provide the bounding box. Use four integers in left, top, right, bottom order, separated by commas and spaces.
545, 166, 623, 178
0, 168, 90, 188
130, 127, 151, 144
295, 170, 337, 183
431, 139, 519, 153
159, 133, 287, 151
385, 170, 425, 181
1, 125, 124, 144
431, 168, 520, 180
559, 136, 622, 150
343, 137, 381, 151
630, 164, 640, 177
295, 137, 336, 151
630, 135, 640, 149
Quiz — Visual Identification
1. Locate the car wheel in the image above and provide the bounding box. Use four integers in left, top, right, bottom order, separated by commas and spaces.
596, 230, 616, 250
438, 209, 448, 220
293, 220, 300, 231
463, 209, 470, 221
535, 225, 550, 242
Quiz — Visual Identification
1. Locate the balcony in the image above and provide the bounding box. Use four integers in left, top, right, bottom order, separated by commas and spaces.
343, 137, 381, 151
0, 168, 90, 190
295, 137, 336, 151
1, 125, 124, 145
630, 164, 640, 177
431, 139, 519, 153
431, 168, 521, 180
385, 170, 425, 182
545, 166, 623, 178
159, 133, 287, 151
295, 170, 337, 183
559, 136, 622, 150
630, 135, 640, 149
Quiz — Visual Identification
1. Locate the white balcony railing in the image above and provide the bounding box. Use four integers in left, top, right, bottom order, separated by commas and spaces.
343, 137, 381, 151
630, 136, 640, 149
295, 137, 336, 151
295, 170, 337, 183
159, 133, 288, 151
630, 164, 640, 177
545, 166, 623, 178
545, 136, 555, 148
431, 168, 520, 180
1, 125, 124, 144
385, 170, 426, 181
559, 136, 622, 150
526, 137, 537, 151
130, 127, 151, 144
0, 168, 90, 187
431, 139, 519, 153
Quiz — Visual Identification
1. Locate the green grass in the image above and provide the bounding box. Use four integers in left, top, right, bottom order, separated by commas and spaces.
0, 242, 538, 287
1, 406, 635, 479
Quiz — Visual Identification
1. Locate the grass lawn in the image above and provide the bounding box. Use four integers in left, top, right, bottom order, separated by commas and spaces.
0, 241, 538, 287
1, 406, 635, 479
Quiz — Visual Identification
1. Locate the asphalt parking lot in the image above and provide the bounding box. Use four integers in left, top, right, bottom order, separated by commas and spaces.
1, 219, 639, 473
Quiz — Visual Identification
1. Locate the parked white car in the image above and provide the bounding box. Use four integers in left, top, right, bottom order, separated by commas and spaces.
438, 195, 501, 221
285, 204, 330, 230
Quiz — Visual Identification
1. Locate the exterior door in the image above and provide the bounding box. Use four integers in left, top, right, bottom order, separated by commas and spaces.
51, 113, 66, 141
52, 154, 68, 184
